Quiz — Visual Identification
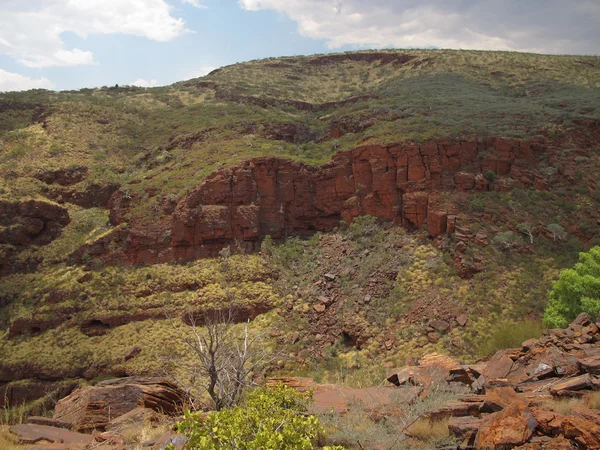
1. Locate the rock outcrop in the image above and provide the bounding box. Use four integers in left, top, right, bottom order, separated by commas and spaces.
0, 199, 70, 275
81, 137, 548, 265
389, 313, 600, 449
0, 199, 70, 246
53, 377, 185, 432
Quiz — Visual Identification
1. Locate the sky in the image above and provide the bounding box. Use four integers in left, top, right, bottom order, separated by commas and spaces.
0, 0, 598, 92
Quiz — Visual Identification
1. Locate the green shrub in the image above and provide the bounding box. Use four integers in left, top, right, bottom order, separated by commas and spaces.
478, 319, 543, 357
175, 385, 328, 450
543, 247, 600, 328
484, 170, 496, 183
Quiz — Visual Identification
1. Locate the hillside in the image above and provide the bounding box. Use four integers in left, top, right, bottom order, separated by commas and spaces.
1, 49, 600, 415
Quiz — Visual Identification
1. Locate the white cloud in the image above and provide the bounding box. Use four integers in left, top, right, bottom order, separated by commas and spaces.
130, 78, 160, 87
0, 69, 54, 92
239, 0, 600, 54
0, 0, 189, 68
182, 0, 207, 7
188, 66, 218, 78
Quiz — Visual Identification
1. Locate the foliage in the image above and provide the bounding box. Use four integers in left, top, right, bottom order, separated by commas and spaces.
175, 385, 326, 450
477, 319, 544, 357
493, 231, 522, 251
547, 223, 567, 242
517, 222, 535, 244
543, 247, 600, 328
484, 170, 496, 183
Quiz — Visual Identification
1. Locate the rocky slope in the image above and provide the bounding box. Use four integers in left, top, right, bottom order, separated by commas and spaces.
0, 49, 599, 420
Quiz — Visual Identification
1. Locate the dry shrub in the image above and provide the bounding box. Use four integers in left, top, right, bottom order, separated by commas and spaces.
586, 391, 600, 410
121, 420, 172, 447
406, 417, 450, 442
320, 372, 467, 449
541, 397, 585, 415
0, 426, 19, 450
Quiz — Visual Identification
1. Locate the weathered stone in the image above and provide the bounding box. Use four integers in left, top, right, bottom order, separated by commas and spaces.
124, 346, 142, 361
9, 424, 93, 446
456, 314, 468, 327
427, 332, 441, 343
106, 407, 162, 431
53, 377, 185, 432
479, 386, 520, 413
579, 355, 600, 375
386, 367, 414, 386
77, 138, 547, 266
484, 351, 514, 380
153, 433, 189, 450
474, 401, 537, 449
428, 319, 450, 333
533, 408, 600, 449
319, 296, 332, 305
550, 374, 591, 395
313, 304, 326, 313
26, 416, 72, 430
448, 416, 482, 441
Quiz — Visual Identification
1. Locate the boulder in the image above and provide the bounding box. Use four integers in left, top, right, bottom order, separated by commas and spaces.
533, 408, 600, 449
313, 304, 326, 313
428, 319, 450, 333
53, 377, 185, 432
579, 355, 600, 375
479, 386, 520, 413
484, 351, 514, 380
550, 374, 591, 396
448, 416, 482, 444
456, 314, 468, 327
474, 401, 538, 449
387, 353, 464, 387
105, 406, 163, 431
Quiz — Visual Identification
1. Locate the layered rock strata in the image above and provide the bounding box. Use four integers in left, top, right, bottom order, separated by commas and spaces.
83, 138, 548, 265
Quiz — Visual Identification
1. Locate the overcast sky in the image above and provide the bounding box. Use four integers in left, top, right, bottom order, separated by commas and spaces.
0, 0, 598, 92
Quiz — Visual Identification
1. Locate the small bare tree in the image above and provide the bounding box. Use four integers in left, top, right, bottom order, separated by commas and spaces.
166, 300, 276, 411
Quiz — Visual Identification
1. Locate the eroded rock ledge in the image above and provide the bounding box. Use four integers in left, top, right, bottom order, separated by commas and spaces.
82, 137, 552, 265
0, 199, 70, 275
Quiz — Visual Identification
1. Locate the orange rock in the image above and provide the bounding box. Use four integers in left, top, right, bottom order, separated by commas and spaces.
474, 401, 537, 449
484, 351, 515, 380
532, 408, 600, 449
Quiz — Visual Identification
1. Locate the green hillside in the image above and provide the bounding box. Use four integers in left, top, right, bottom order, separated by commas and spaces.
1, 49, 599, 397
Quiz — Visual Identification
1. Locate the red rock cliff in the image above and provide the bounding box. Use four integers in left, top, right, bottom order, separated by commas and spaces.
81, 137, 547, 264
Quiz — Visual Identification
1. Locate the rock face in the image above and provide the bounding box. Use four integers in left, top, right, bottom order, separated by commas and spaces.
53, 377, 185, 432
0, 199, 70, 275
0, 199, 70, 246
0, 379, 77, 410
34, 166, 88, 186
82, 137, 546, 265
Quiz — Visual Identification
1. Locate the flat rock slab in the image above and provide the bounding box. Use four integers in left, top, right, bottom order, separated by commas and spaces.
9, 424, 93, 446
27, 416, 73, 430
